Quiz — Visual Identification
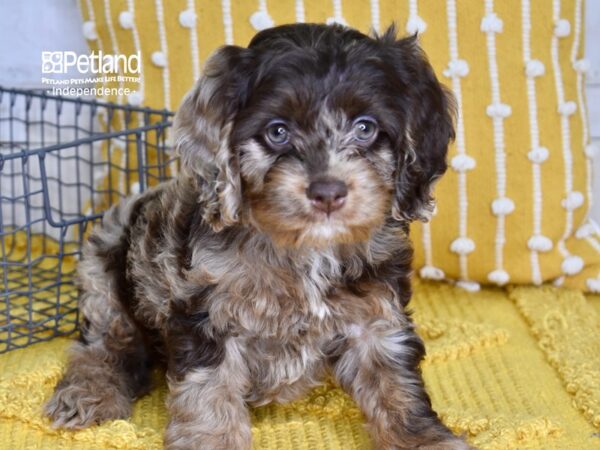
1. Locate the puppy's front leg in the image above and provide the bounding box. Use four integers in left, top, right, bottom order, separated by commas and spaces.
165, 337, 251, 450
330, 320, 471, 450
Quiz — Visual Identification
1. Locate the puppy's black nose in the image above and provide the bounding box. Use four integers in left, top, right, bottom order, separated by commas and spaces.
306, 179, 348, 214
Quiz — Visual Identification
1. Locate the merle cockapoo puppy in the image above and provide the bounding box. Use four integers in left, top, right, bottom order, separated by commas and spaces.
46, 23, 471, 450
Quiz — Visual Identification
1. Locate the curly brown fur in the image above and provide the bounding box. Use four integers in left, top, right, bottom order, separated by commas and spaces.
46, 23, 471, 450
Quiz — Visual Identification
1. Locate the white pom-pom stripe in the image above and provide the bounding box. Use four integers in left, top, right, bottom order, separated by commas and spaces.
486, 103, 512, 118
558, 101, 577, 116
250, 10, 274, 30
527, 235, 553, 252
154, 0, 171, 109
93, 167, 109, 182
82, 21, 98, 40
575, 223, 594, 239
325, 16, 347, 26
527, 147, 549, 163
221, 0, 234, 44
450, 154, 476, 172
483, 2, 511, 282
420, 221, 437, 282
119, 1, 145, 108
326, 0, 346, 26
561, 255, 584, 275
554, 19, 571, 37
179, 9, 197, 28
573, 59, 590, 73
561, 191, 584, 211
481, 12, 503, 33
587, 277, 600, 293
456, 280, 481, 292
522, 0, 545, 284
118, 11, 134, 29
553, 276, 565, 287
127, 91, 143, 106
369, 0, 380, 32
488, 269, 510, 286
491, 198, 515, 216
295, 0, 305, 22
101, 0, 127, 108
550, 1, 578, 273
406, 0, 426, 35
525, 60, 545, 77
182, 2, 200, 83
406, 15, 427, 34
79, 0, 108, 104
443, 59, 469, 78
419, 266, 445, 281
445, 0, 473, 282
585, 144, 598, 159
151, 51, 167, 67
450, 237, 475, 255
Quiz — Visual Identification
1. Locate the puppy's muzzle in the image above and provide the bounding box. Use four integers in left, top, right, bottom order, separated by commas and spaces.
306, 178, 348, 214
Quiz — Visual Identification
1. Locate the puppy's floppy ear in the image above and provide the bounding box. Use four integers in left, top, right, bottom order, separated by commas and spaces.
382, 28, 456, 223
174, 45, 253, 231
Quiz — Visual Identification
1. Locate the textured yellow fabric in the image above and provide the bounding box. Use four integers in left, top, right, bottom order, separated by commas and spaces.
1, 281, 599, 449
77, 0, 600, 291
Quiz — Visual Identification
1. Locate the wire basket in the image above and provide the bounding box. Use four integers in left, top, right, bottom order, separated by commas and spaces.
0, 87, 176, 353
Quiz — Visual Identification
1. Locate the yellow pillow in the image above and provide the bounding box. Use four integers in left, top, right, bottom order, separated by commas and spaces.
80, 0, 600, 291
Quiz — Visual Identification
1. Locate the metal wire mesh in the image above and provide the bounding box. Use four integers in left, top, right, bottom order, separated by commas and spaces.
0, 87, 175, 353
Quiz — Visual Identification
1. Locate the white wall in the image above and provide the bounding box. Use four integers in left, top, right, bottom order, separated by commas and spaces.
586, 1, 600, 221
0, 0, 89, 87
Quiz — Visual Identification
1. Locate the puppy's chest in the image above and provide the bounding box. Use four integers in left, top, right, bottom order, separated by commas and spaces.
201, 250, 344, 337
243, 334, 327, 405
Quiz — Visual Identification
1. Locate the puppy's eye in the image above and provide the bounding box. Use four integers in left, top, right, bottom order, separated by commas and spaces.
265, 121, 290, 147
352, 116, 378, 143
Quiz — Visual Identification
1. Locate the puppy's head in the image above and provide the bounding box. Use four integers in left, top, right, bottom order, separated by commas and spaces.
175, 24, 454, 247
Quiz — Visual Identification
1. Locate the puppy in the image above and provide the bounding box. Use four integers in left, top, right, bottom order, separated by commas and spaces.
46, 24, 468, 450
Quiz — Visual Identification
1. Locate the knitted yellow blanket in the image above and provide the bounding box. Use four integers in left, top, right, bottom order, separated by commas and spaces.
1, 281, 599, 449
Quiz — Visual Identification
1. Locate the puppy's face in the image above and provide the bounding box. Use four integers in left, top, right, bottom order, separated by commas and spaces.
175, 24, 454, 247
234, 87, 396, 247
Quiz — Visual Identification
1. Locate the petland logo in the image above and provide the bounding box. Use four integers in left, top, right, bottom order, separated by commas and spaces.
41, 51, 141, 98
41, 51, 141, 74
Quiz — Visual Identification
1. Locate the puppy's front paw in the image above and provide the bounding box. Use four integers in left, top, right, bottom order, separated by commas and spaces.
45, 378, 131, 429
418, 436, 476, 450
165, 420, 252, 450
375, 421, 475, 450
